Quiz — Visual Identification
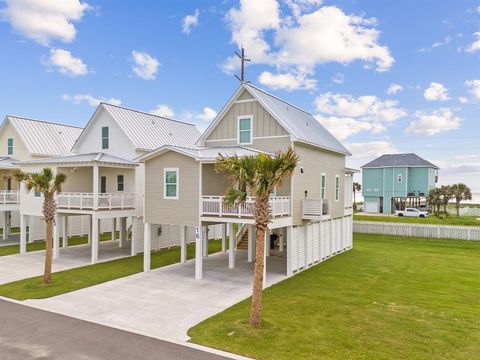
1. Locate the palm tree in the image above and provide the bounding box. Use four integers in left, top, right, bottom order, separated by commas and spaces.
353, 182, 361, 211
440, 185, 453, 217
215, 148, 298, 327
428, 188, 442, 216
15, 168, 66, 284
451, 183, 472, 217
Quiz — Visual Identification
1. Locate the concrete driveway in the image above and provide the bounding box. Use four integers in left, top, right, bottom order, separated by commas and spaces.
25, 251, 287, 342
0, 240, 131, 285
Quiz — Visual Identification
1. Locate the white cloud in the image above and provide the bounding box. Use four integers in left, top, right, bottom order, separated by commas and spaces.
315, 92, 406, 122
131, 50, 160, 80
346, 141, 399, 159
45, 48, 88, 77
465, 32, 480, 53
315, 115, 386, 140
423, 82, 450, 101
0, 0, 90, 46
465, 79, 480, 100
150, 104, 174, 118
62, 94, 121, 107
405, 108, 461, 136
387, 83, 403, 95
459, 96, 469, 104
223, 2, 393, 88
196, 107, 217, 122
182, 9, 199, 34
258, 71, 316, 90
332, 73, 344, 84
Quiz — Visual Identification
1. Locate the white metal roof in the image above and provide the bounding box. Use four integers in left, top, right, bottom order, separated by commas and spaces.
18, 152, 136, 167
137, 145, 267, 163
0, 157, 19, 169
3, 116, 83, 157
73, 103, 201, 152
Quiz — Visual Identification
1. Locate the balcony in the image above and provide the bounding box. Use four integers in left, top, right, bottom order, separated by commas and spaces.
202, 196, 291, 218
57, 192, 135, 210
0, 190, 20, 205
302, 199, 331, 220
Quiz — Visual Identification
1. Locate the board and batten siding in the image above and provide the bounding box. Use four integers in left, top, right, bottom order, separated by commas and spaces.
292, 143, 346, 225
144, 151, 199, 226
0, 120, 32, 160
202, 163, 230, 196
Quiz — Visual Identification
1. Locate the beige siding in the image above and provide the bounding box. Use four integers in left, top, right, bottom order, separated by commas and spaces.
144, 151, 199, 226
202, 163, 230, 196
292, 143, 346, 225
206, 99, 289, 141
0, 169, 20, 191
237, 89, 254, 101
0, 121, 32, 160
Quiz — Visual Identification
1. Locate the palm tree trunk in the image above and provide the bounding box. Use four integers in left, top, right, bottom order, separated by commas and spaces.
44, 220, 53, 284
456, 200, 460, 218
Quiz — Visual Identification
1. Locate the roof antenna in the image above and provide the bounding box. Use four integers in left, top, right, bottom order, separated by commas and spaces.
234, 46, 251, 83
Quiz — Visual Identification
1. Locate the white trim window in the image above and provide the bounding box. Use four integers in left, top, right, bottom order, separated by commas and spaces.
321, 173, 326, 199
117, 175, 124, 192
7, 138, 13, 155
397, 174, 403, 182
238, 115, 253, 145
102, 126, 109, 150
335, 175, 340, 201
164, 168, 179, 199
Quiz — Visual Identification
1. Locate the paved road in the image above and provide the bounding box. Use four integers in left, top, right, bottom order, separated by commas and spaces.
0, 300, 230, 360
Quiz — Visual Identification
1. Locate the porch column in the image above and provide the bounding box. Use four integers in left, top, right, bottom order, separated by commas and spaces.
119, 217, 126, 248
248, 224, 254, 263
263, 230, 267, 289
93, 164, 99, 211
111, 218, 116, 242
62, 215, 69, 248
28, 216, 34, 243
228, 223, 235, 269
266, 228, 270, 257
19, 214, 27, 254
279, 228, 284, 252
180, 225, 187, 263
130, 216, 137, 256
286, 226, 292, 277
5, 211, 11, 238
91, 216, 99, 264
2, 211, 7, 240
202, 226, 208, 257
221, 223, 226, 252
143, 222, 151, 272
87, 215, 92, 245
195, 226, 202, 280
53, 216, 60, 259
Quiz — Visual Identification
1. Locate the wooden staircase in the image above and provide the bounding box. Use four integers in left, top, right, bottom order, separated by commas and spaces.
236, 230, 249, 250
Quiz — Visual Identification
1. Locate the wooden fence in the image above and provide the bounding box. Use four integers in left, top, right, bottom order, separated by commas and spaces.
354, 221, 480, 241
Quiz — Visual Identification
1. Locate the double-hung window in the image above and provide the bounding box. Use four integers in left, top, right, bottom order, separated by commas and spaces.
164, 168, 179, 199
117, 175, 124, 192
335, 175, 340, 201
321, 174, 326, 199
101, 127, 109, 150
238, 116, 252, 144
7, 138, 13, 155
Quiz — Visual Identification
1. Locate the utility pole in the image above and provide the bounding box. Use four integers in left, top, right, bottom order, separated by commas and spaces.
234, 46, 250, 82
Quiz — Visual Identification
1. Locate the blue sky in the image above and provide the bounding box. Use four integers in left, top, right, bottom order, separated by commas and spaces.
0, 0, 479, 194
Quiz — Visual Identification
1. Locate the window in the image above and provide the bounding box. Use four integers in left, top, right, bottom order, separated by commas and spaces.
238, 116, 252, 144
100, 176, 107, 194
397, 174, 403, 182
117, 175, 124, 192
34, 191, 41, 197
335, 175, 340, 201
101, 127, 109, 150
321, 174, 326, 199
164, 168, 179, 199
7, 138, 13, 155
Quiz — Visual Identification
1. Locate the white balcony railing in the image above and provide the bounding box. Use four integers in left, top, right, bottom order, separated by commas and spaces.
0, 190, 20, 205
57, 192, 135, 210
202, 196, 291, 218
302, 199, 330, 219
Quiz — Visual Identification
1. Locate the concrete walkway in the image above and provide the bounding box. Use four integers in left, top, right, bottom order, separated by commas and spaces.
0, 240, 131, 285
0, 232, 20, 246
25, 251, 287, 342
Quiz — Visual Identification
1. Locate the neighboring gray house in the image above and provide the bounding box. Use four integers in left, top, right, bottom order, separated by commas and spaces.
139, 83, 356, 283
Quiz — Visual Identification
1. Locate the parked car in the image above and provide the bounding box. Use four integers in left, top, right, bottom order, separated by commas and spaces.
394, 208, 429, 218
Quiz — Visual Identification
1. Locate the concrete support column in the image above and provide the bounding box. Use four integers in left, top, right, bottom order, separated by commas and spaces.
286, 226, 292, 277
3, 211, 8, 240
202, 226, 208, 257
266, 228, 270, 257
143, 222, 151, 272
119, 217, 126, 248
87, 215, 92, 245
19, 214, 27, 254
130, 217, 137, 256
5, 211, 11, 239
247, 224, 254, 263
279, 228, 284, 252
228, 223, 235, 269
263, 230, 267, 289
53, 216, 60, 259
195, 226, 202, 280
111, 218, 116, 242
180, 225, 187, 263
62, 215, 69, 248
221, 223, 226, 252
28, 216, 34, 243
91, 216, 99, 264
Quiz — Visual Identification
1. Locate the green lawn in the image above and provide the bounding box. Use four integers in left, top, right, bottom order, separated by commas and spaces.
0, 232, 117, 257
188, 234, 480, 360
354, 213, 480, 226
0, 239, 222, 300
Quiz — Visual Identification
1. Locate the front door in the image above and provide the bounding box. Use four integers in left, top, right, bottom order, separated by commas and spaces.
100, 176, 107, 194
6, 178, 11, 191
